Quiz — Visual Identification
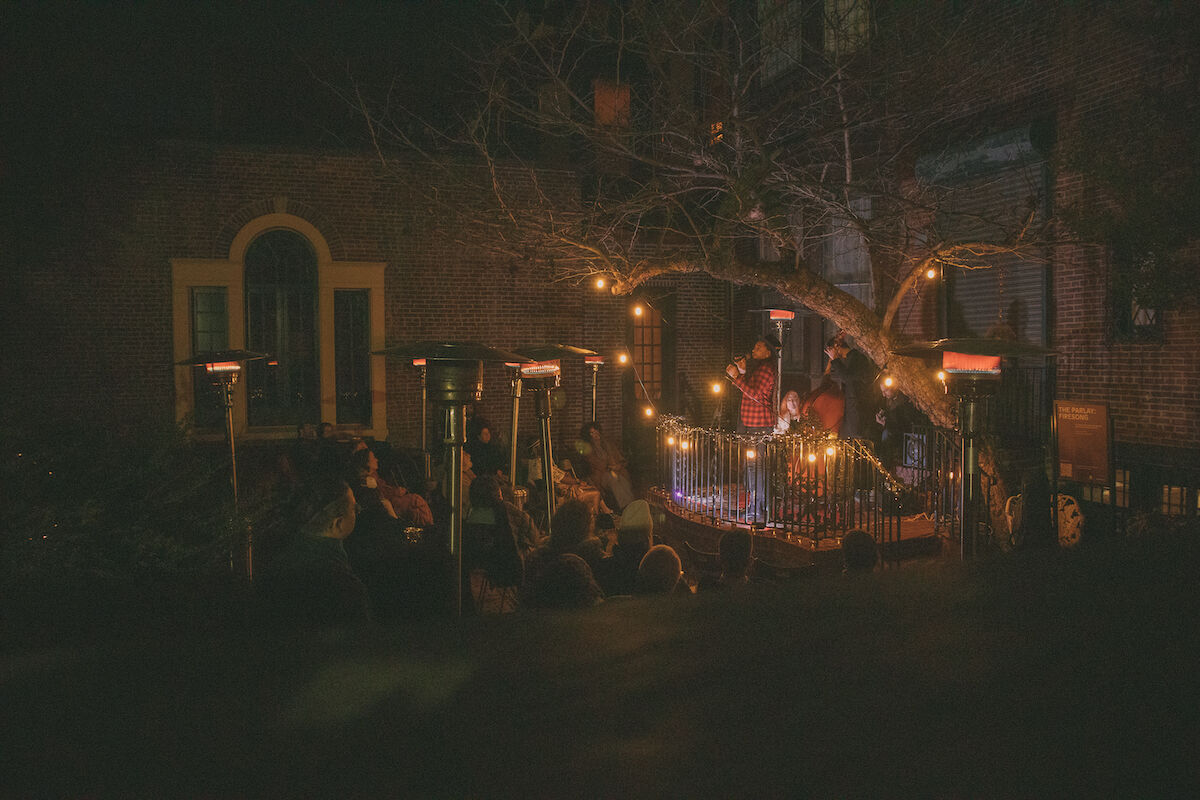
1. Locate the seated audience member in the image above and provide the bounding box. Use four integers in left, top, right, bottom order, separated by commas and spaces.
521, 553, 604, 610
544, 498, 607, 571
595, 499, 654, 596
465, 419, 507, 479
574, 421, 635, 511
634, 544, 683, 596
698, 530, 754, 590
463, 474, 526, 591
526, 440, 612, 521
258, 478, 371, 625
841, 529, 878, 573
346, 449, 401, 533
364, 446, 434, 527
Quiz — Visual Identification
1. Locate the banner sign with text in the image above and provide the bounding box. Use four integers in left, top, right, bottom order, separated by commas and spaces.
1055, 401, 1110, 485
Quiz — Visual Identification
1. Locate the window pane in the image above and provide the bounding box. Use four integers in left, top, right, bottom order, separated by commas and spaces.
190, 287, 227, 428
335, 290, 371, 425
631, 305, 663, 402
245, 230, 320, 427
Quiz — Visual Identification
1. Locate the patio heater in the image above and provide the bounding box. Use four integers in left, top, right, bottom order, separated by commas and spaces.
374, 341, 531, 615
516, 343, 598, 536
892, 337, 1053, 559
175, 348, 268, 579
766, 309, 795, 415
585, 353, 605, 421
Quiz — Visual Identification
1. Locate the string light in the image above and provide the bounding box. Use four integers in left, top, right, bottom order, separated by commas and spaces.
618, 353, 629, 365
711, 382, 722, 393
746, 449, 757, 459
882, 375, 894, 388
926, 268, 938, 280
595, 277, 606, 289
633, 304, 644, 317
643, 405, 654, 417
666, 436, 676, 446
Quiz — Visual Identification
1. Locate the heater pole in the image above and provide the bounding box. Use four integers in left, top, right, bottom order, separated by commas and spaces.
444, 403, 466, 616
534, 387, 556, 537
509, 369, 522, 488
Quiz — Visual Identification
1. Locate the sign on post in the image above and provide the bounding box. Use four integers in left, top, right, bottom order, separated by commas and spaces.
1055, 401, 1110, 485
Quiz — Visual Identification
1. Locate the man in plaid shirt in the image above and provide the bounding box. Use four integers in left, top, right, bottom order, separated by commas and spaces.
725, 335, 780, 523
725, 336, 779, 433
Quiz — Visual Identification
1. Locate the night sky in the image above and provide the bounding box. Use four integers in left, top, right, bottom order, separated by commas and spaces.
3, 1, 489, 160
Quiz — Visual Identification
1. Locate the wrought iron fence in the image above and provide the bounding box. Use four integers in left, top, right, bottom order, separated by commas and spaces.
655, 416, 907, 548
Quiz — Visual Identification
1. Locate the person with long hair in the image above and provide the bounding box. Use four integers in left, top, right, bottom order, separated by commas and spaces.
775, 389, 803, 433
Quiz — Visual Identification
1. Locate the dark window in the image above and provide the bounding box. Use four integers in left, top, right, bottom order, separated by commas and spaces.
244, 230, 320, 427
334, 290, 371, 425
1109, 251, 1163, 343
190, 286, 228, 428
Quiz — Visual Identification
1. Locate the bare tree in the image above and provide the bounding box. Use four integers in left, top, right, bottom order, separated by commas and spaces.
353, 1, 1061, 532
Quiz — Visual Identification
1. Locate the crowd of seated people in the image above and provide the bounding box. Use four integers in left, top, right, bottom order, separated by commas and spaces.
263, 415, 773, 622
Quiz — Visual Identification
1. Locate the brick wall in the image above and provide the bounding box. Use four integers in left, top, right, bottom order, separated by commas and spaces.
7, 142, 634, 452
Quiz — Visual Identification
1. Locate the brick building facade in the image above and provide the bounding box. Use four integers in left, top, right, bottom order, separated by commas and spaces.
4, 2, 1197, 518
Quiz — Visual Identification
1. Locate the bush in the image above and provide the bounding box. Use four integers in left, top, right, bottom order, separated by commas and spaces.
1, 421, 282, 642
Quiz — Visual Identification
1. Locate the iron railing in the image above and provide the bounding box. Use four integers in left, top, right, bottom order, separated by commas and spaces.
655, 416, 907, 549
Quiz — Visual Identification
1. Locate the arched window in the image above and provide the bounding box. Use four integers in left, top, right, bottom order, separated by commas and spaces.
244, 230, 320, 426
172, 212, 386, 440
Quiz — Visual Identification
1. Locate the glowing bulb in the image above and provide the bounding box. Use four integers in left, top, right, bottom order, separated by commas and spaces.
680, 440, 690, 450
595, 277, 606, 289
826, 446, 836, 457
746, 449, 757, 459
807, 453, 817, 463
633, 305, 644, 317
643, 405, 654, 417
618, 353, 629, 364
667, 436, 676, 446
711, 382, 722, 393
883, 376, 894, 388
926, 268, 937, 280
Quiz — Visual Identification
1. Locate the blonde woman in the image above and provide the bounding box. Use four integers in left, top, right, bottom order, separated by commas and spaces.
775, 390, 803, 433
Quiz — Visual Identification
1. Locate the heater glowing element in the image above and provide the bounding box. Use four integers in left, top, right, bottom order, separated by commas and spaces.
520, 359, 562, 378
205, 361, 241, 375
943, 351, 1001, 375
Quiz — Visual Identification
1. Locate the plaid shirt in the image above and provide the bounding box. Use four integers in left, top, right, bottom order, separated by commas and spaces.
730, 360, 777, 429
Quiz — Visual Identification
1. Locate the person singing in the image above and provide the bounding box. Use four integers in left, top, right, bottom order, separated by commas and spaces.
725, 335, 780, 434
724, 334, 780, 525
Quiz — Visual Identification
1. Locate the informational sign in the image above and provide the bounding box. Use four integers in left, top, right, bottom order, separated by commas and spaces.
1055, 401, 1110, 485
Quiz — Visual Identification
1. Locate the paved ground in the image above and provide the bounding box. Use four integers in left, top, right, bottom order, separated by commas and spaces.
4, 533, 1198, 798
